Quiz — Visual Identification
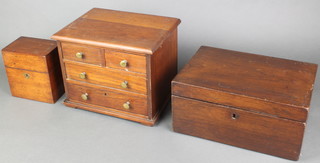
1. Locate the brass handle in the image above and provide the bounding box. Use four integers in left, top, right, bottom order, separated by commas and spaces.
75, 52, 84, 59
23, 73, 30, 79
81, 93, 88, 100
120, 60, 128, 68
123, 101, 130, 110
79, 72, 86, 79
121, 81, 128, 88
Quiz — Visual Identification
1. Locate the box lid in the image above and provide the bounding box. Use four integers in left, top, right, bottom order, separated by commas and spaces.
2, 37, 57, 73
172, 46, 318, 122
51, 8, 181, 55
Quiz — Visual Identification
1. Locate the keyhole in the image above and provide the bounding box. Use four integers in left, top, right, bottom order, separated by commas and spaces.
104, 93, 107, 96
23, 73, 30, 79
231, 113, 238, 120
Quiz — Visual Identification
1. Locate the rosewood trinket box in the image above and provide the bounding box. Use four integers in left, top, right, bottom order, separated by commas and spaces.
2, 37, 64, 103
172, 46, 317, 160
51, 8, 180, 126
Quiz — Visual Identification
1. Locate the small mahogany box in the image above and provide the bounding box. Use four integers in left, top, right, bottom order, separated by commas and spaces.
2, 37, 64, 103
51, 8, 180, 126
172, 46, 318, 160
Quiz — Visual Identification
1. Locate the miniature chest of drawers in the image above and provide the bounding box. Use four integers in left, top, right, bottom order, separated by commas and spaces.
2, 37, 64, 103
51, 8, 180, 126
172, 46, 318, 160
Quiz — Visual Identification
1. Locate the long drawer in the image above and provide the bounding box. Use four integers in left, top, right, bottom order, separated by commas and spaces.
67, 82, 148, 116
64, 61, 147, 94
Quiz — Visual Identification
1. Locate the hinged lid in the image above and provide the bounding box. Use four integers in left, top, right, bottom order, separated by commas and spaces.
51, 8, 181, 55
2, 37, 57, 73
172, 46, 318, 122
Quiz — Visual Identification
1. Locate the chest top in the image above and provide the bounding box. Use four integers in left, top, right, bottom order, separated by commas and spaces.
51, 8, 180, 54
172, 46, 318, 122
2, 36, 56, 56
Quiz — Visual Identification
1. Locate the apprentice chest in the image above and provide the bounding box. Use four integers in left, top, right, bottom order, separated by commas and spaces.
172, 46, 318, 160
51, 8, 180, 126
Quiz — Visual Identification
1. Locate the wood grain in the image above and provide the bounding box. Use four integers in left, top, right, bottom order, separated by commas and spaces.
172, 96, 305, 161
62, 42, 105, 66
52, 8, 180, 126
67, 82, 147, 115
173, 46, 318, 122
149, 29, 178, 118
2, 37, 64, 103
52, 8, 180, 54
81, 8, 181, 31
5, 67, 54, 103
64, 61, 147, 94
105, 50, 146, 73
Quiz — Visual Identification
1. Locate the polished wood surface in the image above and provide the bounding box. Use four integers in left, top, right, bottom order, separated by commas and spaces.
172, 46, 317, 160
173, 96, 305, 161
52, 8, 180, 54
105, 50, 146, 73
5, 67, 53, 102
173, 46, 318, 122
52, 8, 180, 126
62, 42, 105, 66
67, 82, 148, 115
2, 37, 64, 103
149, 29, 178, 117
64, 61, 147, 94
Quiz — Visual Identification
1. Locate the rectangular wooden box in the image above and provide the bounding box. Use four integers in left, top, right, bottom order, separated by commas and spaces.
2, 37, 65, 103
51, 8, 180, 126
172, 46, 318, 160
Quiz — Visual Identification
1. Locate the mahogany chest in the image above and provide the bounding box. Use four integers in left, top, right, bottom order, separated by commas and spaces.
51, 8, 180, 126
2, 36, 64, 103
172, 46, 318, 160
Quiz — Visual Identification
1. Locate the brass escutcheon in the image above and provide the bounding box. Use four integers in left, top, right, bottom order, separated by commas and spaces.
23, 73, 30, 79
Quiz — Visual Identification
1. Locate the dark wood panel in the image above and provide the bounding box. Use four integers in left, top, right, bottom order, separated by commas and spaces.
149, 29, 178, 118
172, 96, 305, 161
172, 46, 318, 122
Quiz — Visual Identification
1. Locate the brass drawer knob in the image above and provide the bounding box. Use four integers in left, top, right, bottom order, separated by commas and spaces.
79, 72, 87, 79
123, 101, 130, 110
23, 73, 30, 79
121, 81, 128, 88
81, 93, 88, 100
75, 52, 84, 59
120, 60, 128, 67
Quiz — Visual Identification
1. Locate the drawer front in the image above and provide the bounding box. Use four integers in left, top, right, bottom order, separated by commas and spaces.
62, 42, 105, 66
5, 67, 54, 103
64, 62, 147, 94
105, 50, 146, 73
172, 96, 304, 161
67, 83, 148, 115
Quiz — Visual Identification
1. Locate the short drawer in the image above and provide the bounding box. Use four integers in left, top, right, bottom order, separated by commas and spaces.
105, 50, 146, 73
172, 95, 305, 160
64, 61, 147, 94
67, 83, 148, 116
61, 42, 105, 66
